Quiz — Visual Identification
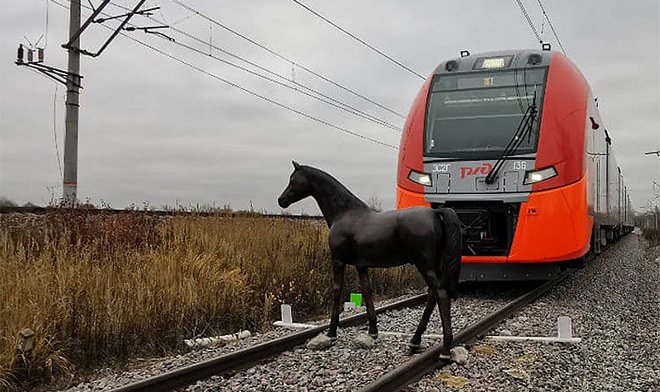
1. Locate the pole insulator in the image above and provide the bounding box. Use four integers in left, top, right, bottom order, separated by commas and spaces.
17, 44, 24, 63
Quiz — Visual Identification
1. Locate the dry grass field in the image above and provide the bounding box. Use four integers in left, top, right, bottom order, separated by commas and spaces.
0, 210, 423, 389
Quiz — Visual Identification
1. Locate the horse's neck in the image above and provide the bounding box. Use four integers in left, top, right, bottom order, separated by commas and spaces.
310, 173, 368, 227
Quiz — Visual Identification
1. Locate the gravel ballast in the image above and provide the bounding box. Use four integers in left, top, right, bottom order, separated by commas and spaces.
57, 328, 294, 392
56, 291, 422, 392
413, 233, 659, 392
60, 233, 657, 392
186, 289, 525, 391
58, 282, 550, 391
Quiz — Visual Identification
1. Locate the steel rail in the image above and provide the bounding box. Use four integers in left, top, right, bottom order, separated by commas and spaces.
109, 293, 427, 392
358, 269, 572, 392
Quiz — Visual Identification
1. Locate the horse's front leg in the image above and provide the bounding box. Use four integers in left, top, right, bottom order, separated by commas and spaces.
357, 266, 377, 338
327, 261, 345, 340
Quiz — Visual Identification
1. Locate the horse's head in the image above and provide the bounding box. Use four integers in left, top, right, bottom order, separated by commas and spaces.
278, 161, 313, 208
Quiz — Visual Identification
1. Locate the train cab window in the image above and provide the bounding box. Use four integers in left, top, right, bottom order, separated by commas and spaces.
425, 68, 547, 159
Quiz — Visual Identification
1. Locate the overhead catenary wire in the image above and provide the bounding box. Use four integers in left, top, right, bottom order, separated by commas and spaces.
168, 29, 403, 131
47, 0, 398, 151
166, 36, 402, 132
23, 66, 63, 179
168, 0, 406, 119
289, 0, 425, 80
109, 1, 405, 127
535, 0, 568, 56
115, 41, 400, 149
514, 0, 543, 44
44, 0, 50, 48
108, 2, 401, 130
153, 0, 195, 26
52, 83, 63, 179
101, 1, 402, 131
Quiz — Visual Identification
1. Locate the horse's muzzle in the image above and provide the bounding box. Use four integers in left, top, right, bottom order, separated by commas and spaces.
277, 196, 290, 208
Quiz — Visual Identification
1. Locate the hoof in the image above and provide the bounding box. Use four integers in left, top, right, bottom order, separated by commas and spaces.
368, 333, 379, 339
408, 341, 427, 353
438, 350, 451, 361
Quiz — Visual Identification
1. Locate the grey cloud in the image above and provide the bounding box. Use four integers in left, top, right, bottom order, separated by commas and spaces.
1, 0, 658, 212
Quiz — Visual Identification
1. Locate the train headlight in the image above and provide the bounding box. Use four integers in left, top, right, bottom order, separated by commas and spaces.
523, 166, 557, 185
408, 170, 433, 187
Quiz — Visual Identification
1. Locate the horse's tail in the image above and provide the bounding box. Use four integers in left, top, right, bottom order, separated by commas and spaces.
434, 208, 462, 299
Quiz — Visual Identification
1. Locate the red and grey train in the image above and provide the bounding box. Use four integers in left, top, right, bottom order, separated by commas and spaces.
396, 48, 634, 281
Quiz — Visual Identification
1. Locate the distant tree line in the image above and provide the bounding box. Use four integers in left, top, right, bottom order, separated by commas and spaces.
0, 196, 40, 208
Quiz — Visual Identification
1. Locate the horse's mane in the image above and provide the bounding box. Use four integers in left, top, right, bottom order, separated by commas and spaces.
300, 165, 369, 222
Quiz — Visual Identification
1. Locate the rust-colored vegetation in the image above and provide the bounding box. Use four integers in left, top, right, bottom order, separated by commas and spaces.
0, 210, 423, 389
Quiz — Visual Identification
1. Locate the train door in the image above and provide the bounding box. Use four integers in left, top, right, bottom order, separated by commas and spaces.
593, 157, 607, 252
595, 159, 601, 213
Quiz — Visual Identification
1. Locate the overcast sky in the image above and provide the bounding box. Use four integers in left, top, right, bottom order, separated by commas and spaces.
1, 0, 658, 214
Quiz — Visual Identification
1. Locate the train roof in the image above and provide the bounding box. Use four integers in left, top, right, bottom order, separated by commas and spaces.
433, 49, 557, 75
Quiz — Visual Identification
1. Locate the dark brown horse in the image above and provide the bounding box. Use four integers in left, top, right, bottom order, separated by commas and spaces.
277, 162, 462, 355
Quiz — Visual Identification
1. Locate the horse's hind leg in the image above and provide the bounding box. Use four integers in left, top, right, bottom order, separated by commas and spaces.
409, 287, 435, 352
416, 266, 453, 357
436, 287, 452, 357
357, 267, 377, 338
327, 261, 345, 340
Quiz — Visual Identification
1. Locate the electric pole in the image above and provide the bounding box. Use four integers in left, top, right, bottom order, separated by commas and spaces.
63, 0, 81, 205
16, 0, 159, 206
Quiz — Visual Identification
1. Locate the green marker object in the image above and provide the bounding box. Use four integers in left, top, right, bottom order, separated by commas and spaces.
350, 292, 362, 307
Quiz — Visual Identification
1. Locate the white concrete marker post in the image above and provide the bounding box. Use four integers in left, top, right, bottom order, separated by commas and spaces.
557, 316, 573, 340
273, 303, 316, 329
281, 304, 293, 324
487, 316, 581, 343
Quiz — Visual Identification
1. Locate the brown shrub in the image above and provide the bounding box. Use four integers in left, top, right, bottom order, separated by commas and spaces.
642, 228, 660, 246
0, 212, 423, 389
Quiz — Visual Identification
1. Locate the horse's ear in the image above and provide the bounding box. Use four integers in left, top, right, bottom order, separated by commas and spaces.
292, 160, 301, 170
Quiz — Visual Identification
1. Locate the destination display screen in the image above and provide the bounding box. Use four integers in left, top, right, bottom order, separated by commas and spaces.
425, 68, 547, 159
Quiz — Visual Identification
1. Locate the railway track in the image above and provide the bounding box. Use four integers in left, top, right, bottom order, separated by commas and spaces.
358, 270, 571, 392
106, 270, 570, 392
109, 294, 427, 392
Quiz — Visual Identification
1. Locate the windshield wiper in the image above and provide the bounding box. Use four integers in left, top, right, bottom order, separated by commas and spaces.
485, 92, 538, 185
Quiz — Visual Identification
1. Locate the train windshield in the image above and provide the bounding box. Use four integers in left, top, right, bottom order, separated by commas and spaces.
425, 68, 547, 159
